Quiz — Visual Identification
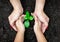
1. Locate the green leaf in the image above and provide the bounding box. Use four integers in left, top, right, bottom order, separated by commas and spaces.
26, 11, 30, 19
24, 15, 28, 20
24, 20, 30, 28
29, 16, 34, 20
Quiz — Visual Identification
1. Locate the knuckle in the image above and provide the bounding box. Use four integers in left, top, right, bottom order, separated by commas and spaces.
46, 23, 48, 27
9, 21, 11, 25
8, 16, 10, 19
47, 17, 49, 23
8, 15, 11, 21
48, 17, 49, 21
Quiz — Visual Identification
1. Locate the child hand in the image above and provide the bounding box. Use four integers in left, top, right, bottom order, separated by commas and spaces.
32, 14, 42, 33
32, 14, 47, 42
14, 15, 25, 42
15, 15, 25, 32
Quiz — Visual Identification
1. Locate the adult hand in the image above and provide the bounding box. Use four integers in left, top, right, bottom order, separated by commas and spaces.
8, 0, 23, 31
34, 0, 49, 33
33, 12, 49, 33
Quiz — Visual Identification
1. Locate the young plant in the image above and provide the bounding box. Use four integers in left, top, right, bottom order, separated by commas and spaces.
24, 11, 34, 28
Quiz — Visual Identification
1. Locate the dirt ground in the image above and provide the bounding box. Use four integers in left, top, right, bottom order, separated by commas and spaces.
0, 0, 60, 42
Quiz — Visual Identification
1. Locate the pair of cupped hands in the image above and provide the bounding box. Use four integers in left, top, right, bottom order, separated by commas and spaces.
8, 0, 49, 33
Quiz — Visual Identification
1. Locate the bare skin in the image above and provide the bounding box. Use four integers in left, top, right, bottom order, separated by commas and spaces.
8, 0, 49, 33
14, 14, 47, 42
14, 15, 25, 42
32, 14, 47, 42
33, 0, 49, 33
8, 0, 23, 31
8, 0, 48, 42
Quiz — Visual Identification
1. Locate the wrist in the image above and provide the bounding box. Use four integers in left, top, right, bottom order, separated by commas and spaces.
34, 29, 42, 34
34, 30, 43, 37
14, 8, 23, 15
34, 9, 44, 13
14, 8, 23, 13
17, 30, 25, 34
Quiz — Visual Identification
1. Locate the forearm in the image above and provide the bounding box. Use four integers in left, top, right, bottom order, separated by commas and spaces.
35, 0, 45, 12
35, 31, 47, 42
10, 0, 23, 11
14, 31, 24, 42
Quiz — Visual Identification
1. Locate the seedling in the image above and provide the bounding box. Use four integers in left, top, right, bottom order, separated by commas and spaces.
24, 11, 34, 28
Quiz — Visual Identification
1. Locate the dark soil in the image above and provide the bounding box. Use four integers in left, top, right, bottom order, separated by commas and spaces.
0, 0, 60, 42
